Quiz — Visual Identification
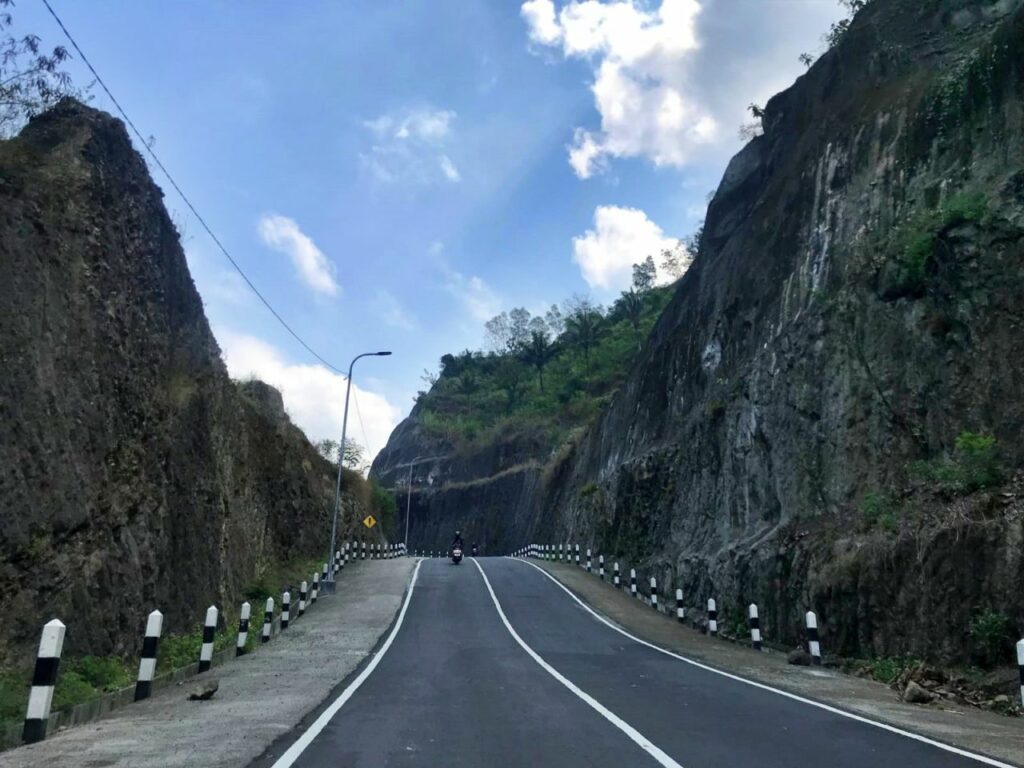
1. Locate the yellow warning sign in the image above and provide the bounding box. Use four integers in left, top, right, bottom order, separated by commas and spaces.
362, 515, 377, 529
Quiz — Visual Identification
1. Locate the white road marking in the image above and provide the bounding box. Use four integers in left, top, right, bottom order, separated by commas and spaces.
513, 558, 1017, 768
269, 559, 423, 768
472, 559, 684, 768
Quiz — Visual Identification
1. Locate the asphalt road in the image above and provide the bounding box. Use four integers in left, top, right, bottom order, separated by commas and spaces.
263, 558, 1016, 768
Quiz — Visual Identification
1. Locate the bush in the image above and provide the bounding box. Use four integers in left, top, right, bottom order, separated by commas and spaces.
66, 656, 133, 693
579, 483, 599, 498
954, 431, 1002, 491
969, 610, 1016, 669
889, 192, 988, 294
860, 491, 898, 532
910, 431, 1002, 494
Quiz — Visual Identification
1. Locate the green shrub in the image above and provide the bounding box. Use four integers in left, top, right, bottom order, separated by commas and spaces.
954, 431, 1002, 491
910, 431, 1002, 494
579, 483, 599, 498
888, 192, 988, 294
51, 670, 97, 711
860, 491, 899, 532
969, 610, 1015, 669
65, 656, 133, 693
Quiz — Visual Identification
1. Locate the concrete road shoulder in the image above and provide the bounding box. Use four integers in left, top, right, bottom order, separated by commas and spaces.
0, 559, 417, 768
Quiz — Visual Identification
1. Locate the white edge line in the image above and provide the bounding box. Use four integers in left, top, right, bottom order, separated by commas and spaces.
270, 558, 423, 768
510, 557, 1018, 768
472, 558, 684, 768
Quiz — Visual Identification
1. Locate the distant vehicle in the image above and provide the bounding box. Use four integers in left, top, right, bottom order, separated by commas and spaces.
471, 544, 478, 557
451, 546, 463, 565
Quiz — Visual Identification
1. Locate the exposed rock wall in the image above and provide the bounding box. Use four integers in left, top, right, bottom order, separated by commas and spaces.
374, 0, 1024, 663
0, 101, 367, 658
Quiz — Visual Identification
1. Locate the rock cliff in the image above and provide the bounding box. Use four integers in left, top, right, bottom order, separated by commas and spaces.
0, 101, 367, 658
373, 0, 1024, 663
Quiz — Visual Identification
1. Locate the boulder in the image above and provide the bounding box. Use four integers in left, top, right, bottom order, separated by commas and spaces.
787, 648, 811, 666
903, 681, 935, 704
188, 678, 220, 701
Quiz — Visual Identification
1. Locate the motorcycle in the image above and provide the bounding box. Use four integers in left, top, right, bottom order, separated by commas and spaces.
471, 544, 478, 557
451, 547, 463, 565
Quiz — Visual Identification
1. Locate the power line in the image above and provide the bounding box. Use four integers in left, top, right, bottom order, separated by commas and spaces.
350, 387, 375, 465
39, 0, 344, 374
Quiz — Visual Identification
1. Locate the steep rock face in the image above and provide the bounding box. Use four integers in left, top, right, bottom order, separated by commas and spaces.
375, 0, 1024, 662
0, 101, 365, 658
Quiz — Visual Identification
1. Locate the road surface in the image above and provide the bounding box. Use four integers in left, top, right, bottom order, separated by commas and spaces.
260, 558, 1016, 768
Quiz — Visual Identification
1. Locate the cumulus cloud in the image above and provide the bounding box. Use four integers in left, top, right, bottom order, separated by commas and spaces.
361, 107, 461, 185
257, 214, 339, 296
372, 289, 417, 331
217, 329, 401, 459
522, 0, 714, 178
572, 205, 677, 292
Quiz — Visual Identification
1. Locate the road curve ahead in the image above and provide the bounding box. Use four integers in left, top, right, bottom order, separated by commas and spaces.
263, 557, 1016, 768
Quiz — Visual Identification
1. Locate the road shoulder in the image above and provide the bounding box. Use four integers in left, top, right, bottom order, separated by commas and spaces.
0, 559, 416, 768
529, 559, 1023, 768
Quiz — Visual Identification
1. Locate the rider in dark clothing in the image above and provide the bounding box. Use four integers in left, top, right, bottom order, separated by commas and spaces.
451, 530, 464, 551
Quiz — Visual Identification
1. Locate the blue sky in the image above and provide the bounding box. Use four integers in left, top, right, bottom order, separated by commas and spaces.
16, 0, 846, 461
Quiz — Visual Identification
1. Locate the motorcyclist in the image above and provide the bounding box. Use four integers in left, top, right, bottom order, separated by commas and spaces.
471, 542, 479, 556
451, 530, 464, 553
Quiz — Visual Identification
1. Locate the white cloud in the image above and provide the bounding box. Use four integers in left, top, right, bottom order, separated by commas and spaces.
441, 267, 501, 322
572, 205, 676, 292
217, 329, 401, 460
257, 214, 339, 297
372, 289, 417, 331
361, 107, 461, 185
522, 0, 714, 178
439, 154, 461, 182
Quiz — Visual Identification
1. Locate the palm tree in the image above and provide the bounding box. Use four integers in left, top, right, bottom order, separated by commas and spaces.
564, 309, 605, 375
520, 330, 557, 391
620, 290, 643, 351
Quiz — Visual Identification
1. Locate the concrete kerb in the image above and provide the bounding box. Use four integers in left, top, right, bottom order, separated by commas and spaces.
2, 558, 372, 753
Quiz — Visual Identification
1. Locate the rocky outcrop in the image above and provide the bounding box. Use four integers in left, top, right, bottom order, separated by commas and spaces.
0, 101, 367, 658
374, 0, 1024, 664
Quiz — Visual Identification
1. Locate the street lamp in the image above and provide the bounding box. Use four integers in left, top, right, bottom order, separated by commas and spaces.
396, 454, 446, 549
326, 351, 391, 584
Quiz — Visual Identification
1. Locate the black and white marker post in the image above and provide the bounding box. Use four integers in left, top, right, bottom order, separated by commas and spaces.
1016, 639, 1024, 707
262, 597, 274, 644
198, 605, 218, 673
614, 562, 620, 587
134, 609, 163, 702
575, 544, 580, 565
299, 581, 307, 617
650, 576, 658, 610
281, 591, 291, 630
311, 572, 319, 604
806, 611, 822, 665
599, 555, 605, 580
707, 598, 718, 637
630, 568, 637, 597
236, 602, 251, 656
676, 589, 685, 623
586, 548, 592, 573
362, 540, 367, 560
748, 603, 762, 650
22, 619, 65, 744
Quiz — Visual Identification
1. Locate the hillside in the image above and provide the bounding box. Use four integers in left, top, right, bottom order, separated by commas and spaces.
373, 0, 1024, 666
0, 100, 385, 660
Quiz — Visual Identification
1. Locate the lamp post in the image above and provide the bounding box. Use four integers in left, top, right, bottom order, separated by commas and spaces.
396, 454, 446, 551
327, 351, 391, 585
